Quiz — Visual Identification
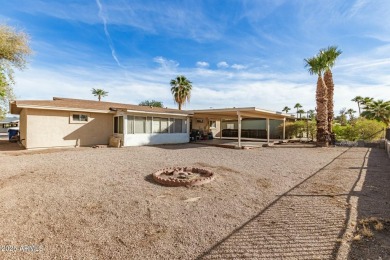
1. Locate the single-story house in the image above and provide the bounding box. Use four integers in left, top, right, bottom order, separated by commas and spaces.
0, 117, 19, 133
10, 97, 295, 149
10, 97, 191, 149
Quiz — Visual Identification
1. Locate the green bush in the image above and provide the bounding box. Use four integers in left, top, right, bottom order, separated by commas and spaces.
333, 118, 385, 141
279, 120, 316, 139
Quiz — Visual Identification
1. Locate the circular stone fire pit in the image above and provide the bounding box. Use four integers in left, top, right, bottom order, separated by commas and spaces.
153, 167, 215, 187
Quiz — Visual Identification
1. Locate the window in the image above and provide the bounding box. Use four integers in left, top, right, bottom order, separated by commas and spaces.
161, 118, 169, 133
114, 116, 123, 134
175, 119, 183, 133
227, 123, 235, 129
127, 115, 134, 134
70, 113, 88, 123
169, 118, 175, 133
209, 120, 216, 128
134, 116, 146, 134
152, 117, 161, 133
145, 118, 152, 133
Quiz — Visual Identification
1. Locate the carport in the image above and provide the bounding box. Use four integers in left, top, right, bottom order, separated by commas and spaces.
191, 107, 295, 148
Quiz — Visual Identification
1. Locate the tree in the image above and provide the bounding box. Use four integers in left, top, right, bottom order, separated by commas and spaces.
297, 109, 305, 119
361, 99, 390, 126
304, 54, 328, 147
282, 106, 291, 114
139, 100, 163, 108
321, 46, 342, 133
351, 96, 363, 115
346, 108, 356, 122
307, 109, 315, 119
0, 24, 32, 118
170, 75, 192, 110
338, 107, 347, 126
361, 97, 374, 107
294, 103, 302, 118
91, 88, 108, 101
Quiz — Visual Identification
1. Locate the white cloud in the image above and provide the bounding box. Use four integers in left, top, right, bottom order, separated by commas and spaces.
217, 61, 229, 68
231, 64, 247, 70
95, 0, 123, 68
12, 59, 390, 115
153, 56, 179, 70
196, 61, 209, 68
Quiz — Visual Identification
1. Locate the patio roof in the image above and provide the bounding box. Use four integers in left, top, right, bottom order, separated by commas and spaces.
191, 107, 295, 120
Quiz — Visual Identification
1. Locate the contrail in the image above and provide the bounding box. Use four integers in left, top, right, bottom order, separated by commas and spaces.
96, 0, 124, 68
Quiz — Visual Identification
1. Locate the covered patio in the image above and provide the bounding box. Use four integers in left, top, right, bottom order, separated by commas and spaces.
191, 107, 295, 148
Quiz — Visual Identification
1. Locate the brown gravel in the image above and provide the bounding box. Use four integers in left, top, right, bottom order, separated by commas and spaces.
0, 142, 389, 259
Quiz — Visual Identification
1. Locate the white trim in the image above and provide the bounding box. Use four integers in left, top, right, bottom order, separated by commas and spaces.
69, 112, 89, 124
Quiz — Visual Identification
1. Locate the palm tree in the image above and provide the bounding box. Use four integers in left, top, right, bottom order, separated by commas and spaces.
321, 46, 342, 133
297, 109, 305, 119
307, 109, 315, 119
361, 99, 390, 126
346, 108, 356, 122
351, 96, 363, 115
339, 107, 347, 125
170, 75, 192, 110
361, 97, 374, 106
304, 54, 328, 147
92, 88, 108, 101
282, 106, 291, 114
294, 103, 302, 118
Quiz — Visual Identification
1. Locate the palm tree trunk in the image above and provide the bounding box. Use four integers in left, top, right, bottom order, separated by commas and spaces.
98, 96, 101, 101
324, 70, 334, 133
357, 102, 361, 115
316, 75, 329, 147
178, 103, 182, 110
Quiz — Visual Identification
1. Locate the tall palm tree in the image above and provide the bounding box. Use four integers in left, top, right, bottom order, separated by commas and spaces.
304, 54, 328, 147
361, 97, 374, 106
338, 108, 347, 125
282, 106, 291, 114
170, 75, 192, 110
321, 46, 342, 133
297, 109, 305, 119
361, 99, 390, 126
351, 96, 363, 115
91, 88, 108, 101
346, 108, 356, 122
294, 103, 302, 118
307, 109, 315, 119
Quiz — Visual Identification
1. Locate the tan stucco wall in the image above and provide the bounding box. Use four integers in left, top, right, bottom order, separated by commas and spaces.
23, 109, 113, 149
20, 109, 27, 147
192, 117, 221, 137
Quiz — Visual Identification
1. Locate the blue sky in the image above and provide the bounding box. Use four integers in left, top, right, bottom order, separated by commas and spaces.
1, 0, 390, 114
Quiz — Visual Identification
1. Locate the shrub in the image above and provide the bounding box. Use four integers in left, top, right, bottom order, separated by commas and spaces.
279, 120, 316, 139
333, 118, 385, 141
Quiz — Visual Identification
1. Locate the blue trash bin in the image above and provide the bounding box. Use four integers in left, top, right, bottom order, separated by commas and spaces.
8, 129, 19, 141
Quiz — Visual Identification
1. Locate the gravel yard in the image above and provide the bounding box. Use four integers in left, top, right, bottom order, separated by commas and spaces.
0, 143, 389, 259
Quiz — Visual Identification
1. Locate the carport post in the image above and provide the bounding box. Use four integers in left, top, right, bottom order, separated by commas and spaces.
266, 118, 270, 144
283, 118, 286, 140
237, 111, 242, 148
220, 117, 222, 139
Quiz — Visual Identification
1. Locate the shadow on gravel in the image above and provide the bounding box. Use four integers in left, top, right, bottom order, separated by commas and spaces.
196, 147, 390, 259
0, 139, 24, 152
347, 148, 390, 260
